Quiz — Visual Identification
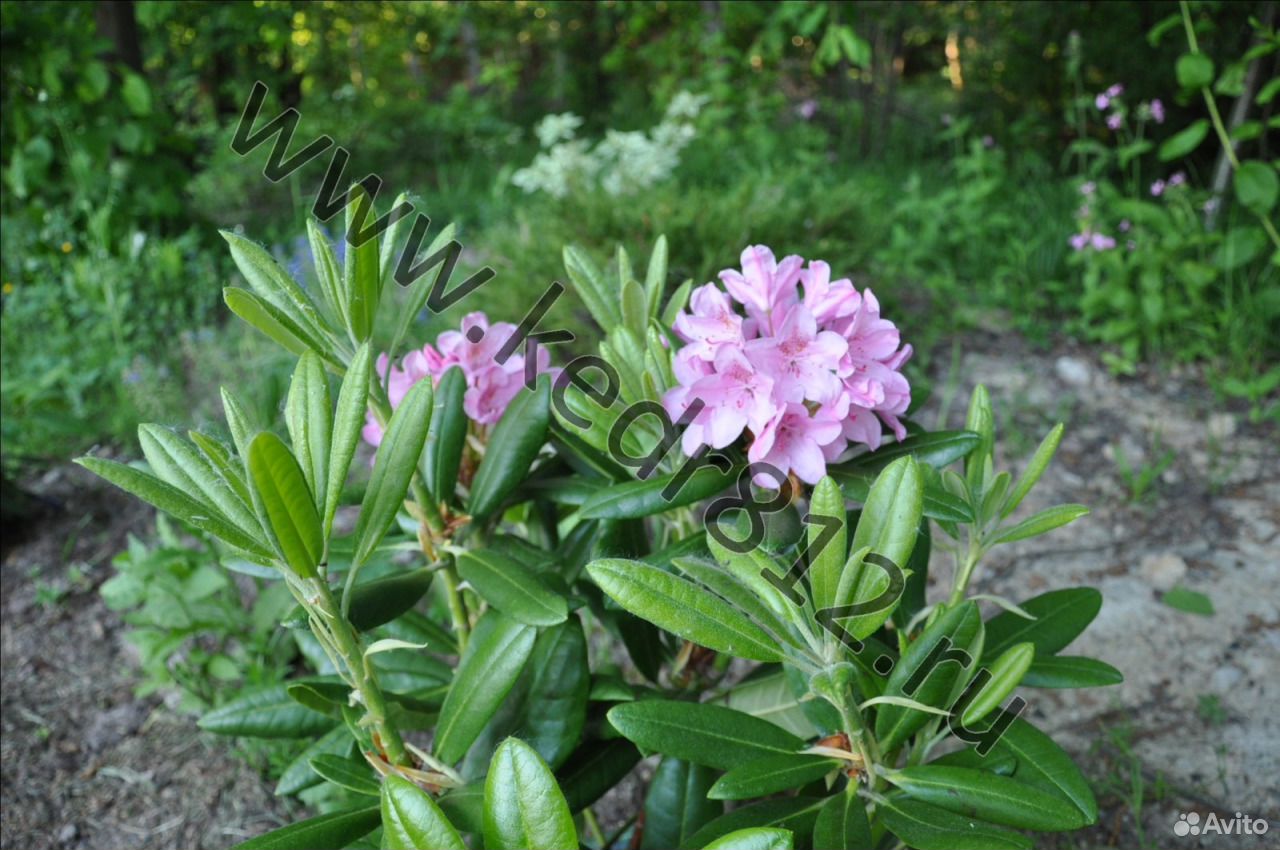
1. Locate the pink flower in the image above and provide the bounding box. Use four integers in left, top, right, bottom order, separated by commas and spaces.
1106, 112, 1123, 130
1149, 99, 1165, 124
1069, 232, 1091, 252
1168, 171, 1186, 187
1106, 83, 1124, 98
1090, 233, 1116, 251
663, 247, 912, 487
1119, 219, 1131, 233
718, 245, 802, 333
361, 311, 550, 447
745, 304, 847, 404
1151, 179, 1166, 197
1080, 181, 1096, 196
1095, 93, 1110, 110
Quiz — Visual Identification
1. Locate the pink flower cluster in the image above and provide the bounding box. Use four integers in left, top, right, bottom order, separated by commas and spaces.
1069, 230, 1117, 252
662, 246, 912, 486
361, 312, 549, 448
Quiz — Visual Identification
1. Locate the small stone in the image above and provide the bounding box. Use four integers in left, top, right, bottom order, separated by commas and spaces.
1055, 356, 1091, 386
1207, 413, 1236, 442
1210, 665, 1243, 692
1140, 553, 1187, 592
58, 824, 77, 844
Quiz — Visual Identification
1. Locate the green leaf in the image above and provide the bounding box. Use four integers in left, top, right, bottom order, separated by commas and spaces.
456, 548, 567, 627
381, 775, 466, 850
622, 278, 649, 341
606, 700, 802, 771
343, 184, 382, 341
813, 790, 873, 850
875, 602, 982, 752
642, 758, 722, 850
989, 504, 1088, 545
995, 716, 1097, 823
1233, 161, 1278, 215
1002, 423, 1063, 517
961, 642, 1034, 726
221, 386, 256, 463
137, 424, 259, 537
708, 754, 838, 800
645, 235, 669, 318
807, 476, 847, 613
1023, 655, 1123, 688
840, 430, 980, 472
434, 611, 536, 764
1162, 585, 1215, 616
77, 458, 273, 560
386, 222, 456, 362
580, 463, 741, 519
703, 828, 794, 850
325, 342, 372, 539
669, 557, 800, 651
247, 433, 323, 579
983, 588, 1101, 659
1159, 119, 1209, 161
1176, 53, 1215, 89
518, 618, 590, 769
224, 287, 333, 366
832, 468, 972, 522
588, 558, 785, 662
346, 567, 433, 632
558, 739, 642, 814
222, 231, 327, 337
306, 217, 345, 323
199, 684, 335, 738
468, 378, 550, 522
682, 798, 824, 850
285, 352, 332, 514
188, 430, 252, 507
879, 797, 1031, 850
887, 765, 1088, 831
564, 244, 622, 331
662, 279, 694, 327
309, 754, 379, 796
353, 380, 433, 569
231, 806, 379, 850
484, 737, 578, 850
422, 366, 467, 506
275, 725, 354, 796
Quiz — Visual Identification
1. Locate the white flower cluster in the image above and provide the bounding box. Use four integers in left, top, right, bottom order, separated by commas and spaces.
512, 91, 708, 198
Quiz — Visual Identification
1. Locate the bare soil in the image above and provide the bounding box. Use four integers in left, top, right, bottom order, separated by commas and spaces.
1, 328, 1276, 849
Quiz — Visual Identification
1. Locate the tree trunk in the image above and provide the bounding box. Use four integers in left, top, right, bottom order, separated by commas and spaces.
95, 0, 143, 73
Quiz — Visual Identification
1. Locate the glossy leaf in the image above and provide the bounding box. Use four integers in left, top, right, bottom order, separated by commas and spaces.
456, 548, 567, 627
961, 642, 1034, 726
989, 504, 1088, 545
708, 754, 838, 800
381, 774, 466, 850
1023, 655, 1123, 688
558, 739, 642, 814
1159, 119, 1209, 160
434, 611, 536, 764
588, 558, 785, 662
879, 796, 1031, 850
285, 352, 332, 514
346, 567, 433, 632
230, 806, 379, 850
77, 457, 272, 560
137, 424, 260, 537
642, 757, 722, 850
324, 341, 372, 538
422, 365, 467, 506
275, 725, 354, 796
483, 737, 578, 850
343, 185, 382, 341
223, 287, 331, 364
1002, 423, 1063, 517
839, 430, 980, 472
518, 617, 590, 769
669, 557, 800, 651
353, 379, 433, 568
199, 684, 334, 738
220, 386, 256, 463
579, 463, 741, 520
682, 798, 824, 850
996, 716, 1098, 823
309, 754, 379, 796
607, 700, 802, 771
875, 601, 982, 752
813, 789, 873, 850
703, 828, 794, 850
644, 234, 669, 318
222, 230, 325, 337
247, 432, 323, 579
807, 476, 848, 613
886, 765, 1088, 831
468, 378, 550, 522
983, 588, 1101, 659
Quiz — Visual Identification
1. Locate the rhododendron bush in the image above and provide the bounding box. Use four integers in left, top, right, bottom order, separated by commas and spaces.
80, 193, 1117, 850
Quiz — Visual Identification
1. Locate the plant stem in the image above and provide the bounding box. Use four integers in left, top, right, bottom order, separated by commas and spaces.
310, 578, 410, 765
947, 536, 983, 607
439, 558, 471, 653
1180, 0, 1280, 251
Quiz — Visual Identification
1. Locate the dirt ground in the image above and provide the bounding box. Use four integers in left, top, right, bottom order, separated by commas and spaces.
1, 328, 1276, 850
